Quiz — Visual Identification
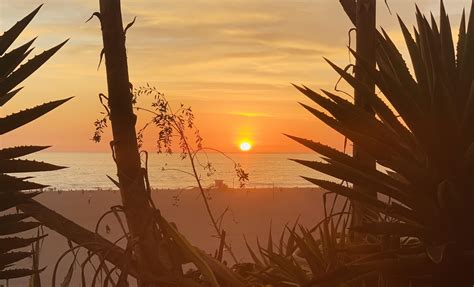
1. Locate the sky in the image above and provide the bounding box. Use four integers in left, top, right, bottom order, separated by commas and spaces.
1, 0, 472, 153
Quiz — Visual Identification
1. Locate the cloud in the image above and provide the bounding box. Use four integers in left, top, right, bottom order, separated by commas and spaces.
1, 0, 472, 151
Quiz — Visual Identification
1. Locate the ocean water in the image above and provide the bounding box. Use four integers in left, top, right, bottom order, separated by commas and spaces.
23, 152, 327, 190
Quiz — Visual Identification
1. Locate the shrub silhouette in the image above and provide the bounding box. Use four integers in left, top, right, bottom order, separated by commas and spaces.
289, 1, 474, 286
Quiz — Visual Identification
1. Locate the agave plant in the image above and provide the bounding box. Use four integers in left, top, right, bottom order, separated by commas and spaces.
289, 1, 474, 286
240, 195, 370, 286
0, 5, 70, 281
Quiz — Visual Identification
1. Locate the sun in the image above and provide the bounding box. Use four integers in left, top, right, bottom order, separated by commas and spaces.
239, 141, 252, 152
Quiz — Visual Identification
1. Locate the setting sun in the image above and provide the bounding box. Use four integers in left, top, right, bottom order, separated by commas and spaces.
239, 141, 252, 151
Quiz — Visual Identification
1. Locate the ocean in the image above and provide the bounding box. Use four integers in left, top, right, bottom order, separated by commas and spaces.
23, 152, 325, 190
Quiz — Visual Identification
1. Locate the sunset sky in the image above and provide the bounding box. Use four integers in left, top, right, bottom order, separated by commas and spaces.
1, 0, 471, 153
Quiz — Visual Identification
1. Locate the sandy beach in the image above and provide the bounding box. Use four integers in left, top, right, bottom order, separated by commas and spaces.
11, 187, 325, 286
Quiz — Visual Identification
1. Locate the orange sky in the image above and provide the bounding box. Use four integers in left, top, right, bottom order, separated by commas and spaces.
1, 0, 471, 153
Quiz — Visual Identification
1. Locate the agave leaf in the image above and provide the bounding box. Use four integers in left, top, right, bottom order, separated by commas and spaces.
415, 8, 435, 94
0, 268, 39, 280
0, 5, 42, 55
267, 222, 273, 254
378, 28, 421, 101
289, 229, 323, 274
349, 48, 429, 144
398, 16, 429, 102
320, 89, 416, 152
158, 216, 219, 287
296, 85, 413, 156
0, 236, 45, 254
0, 146, 50, 160
298, 103, 394, 159
260, 249, 309, 284
293, 84, 345, 120
285, 220, 299, 257
288, 121, 424, 185
0, 40, 68, 96
439, 2, 456, 84
300, 103, 415, 170
0, 159, 65, 173
302, 177, 418, 224
457, 9, 466, 69
0, 6, 68, 281
0, 38, 35, 79
0, 214, 30, 226
351, 222, 426, 237
463, 85, 474, 139
243, 236, 263, 267
430, 13, 441, 49
324, 58, 415, 147
291, 159, 412, 206
0, 174, 46, 191
0, 87, 24, 107
278, 223, 288, 255
285, 135, 409, 191
256, 238, 269, 266
0, 192, 41, 212
0, 252, 33, 269
458, 1, 474, 96
0, 98, 72, 135
0, 221, 41, 236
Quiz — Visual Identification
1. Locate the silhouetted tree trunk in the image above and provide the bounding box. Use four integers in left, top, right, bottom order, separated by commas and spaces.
98, 0, 165, 285
351, 0, 377, 229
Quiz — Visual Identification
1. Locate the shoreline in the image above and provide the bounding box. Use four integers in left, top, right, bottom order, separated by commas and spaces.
40, 186, 323, 193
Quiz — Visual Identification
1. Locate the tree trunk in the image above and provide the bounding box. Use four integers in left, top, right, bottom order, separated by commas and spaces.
98, 0, 165, 285
352, 0, 377, 228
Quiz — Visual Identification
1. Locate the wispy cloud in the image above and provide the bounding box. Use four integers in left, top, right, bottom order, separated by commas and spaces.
1, 0, 472, 151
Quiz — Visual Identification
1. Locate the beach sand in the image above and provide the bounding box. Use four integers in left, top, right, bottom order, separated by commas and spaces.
10, 187, 325, 286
